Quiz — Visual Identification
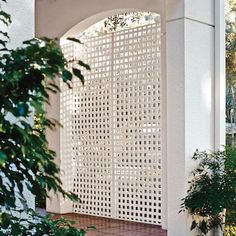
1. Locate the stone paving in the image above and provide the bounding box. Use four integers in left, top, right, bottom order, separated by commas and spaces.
54, 213, 167, 236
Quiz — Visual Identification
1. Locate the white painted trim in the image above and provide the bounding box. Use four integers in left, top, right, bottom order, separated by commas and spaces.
214, 0, 225, 150
161, 9, 167, 230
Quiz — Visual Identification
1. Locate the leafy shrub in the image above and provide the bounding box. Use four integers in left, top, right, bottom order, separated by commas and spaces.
0, 212, 86, 236
180, 147, 236, 236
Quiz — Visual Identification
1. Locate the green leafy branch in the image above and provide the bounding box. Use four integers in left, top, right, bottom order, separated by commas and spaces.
180, 147, 236, 236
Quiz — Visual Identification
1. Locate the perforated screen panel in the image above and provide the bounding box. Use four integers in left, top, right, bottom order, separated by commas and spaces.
61, 22, 162, 225
60, 42, 75, 211
73, 34, 113, 217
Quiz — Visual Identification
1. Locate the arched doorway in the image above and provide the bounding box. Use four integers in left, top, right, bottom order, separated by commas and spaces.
59, 12, 165, 227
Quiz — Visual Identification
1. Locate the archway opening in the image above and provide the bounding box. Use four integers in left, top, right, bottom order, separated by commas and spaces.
58, 11, 165, 227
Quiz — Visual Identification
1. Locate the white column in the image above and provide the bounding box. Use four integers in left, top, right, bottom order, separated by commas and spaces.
160, 6, 168, 230
45, 86, 61, 213
165, 0, 221, 235
46, 80, 74, 214
214, 0, 225, 150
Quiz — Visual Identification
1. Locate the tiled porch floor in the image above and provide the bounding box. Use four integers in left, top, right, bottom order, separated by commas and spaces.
54, 213, 167, 236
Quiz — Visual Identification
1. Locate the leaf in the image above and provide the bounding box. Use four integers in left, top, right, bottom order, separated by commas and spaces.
0, 39, 7, 47
0, 151, 7, 166
62, 69, 73, 82
1, 212, 11, 229
199, 219, 208, 235
46, 87, 58, 94
190, 220, 197, 231
72, 68, 84, 85
67, 37, 83, 44
17, 182, 24, 193
0, 10, 11, 26
12, 103, 29, 117
0, 30, 9, 38
46, 81, 61, 93
12, 223, 20, 236
78, 60, 91, 71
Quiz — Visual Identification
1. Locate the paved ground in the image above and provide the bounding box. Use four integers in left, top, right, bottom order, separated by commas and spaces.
54, 213, 167, 236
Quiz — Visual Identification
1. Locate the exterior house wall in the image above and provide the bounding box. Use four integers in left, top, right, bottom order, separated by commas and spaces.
3, 0, 35, 49
34, 1, 225, 236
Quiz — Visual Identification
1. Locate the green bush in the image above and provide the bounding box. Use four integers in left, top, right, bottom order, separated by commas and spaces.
180, 147, 236, 236
0, 212, 86, 236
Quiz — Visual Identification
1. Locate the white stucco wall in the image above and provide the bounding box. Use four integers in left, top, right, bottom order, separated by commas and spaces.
35, 0, 164, 38
1, 0, 35, 211
2, 0, 35, 49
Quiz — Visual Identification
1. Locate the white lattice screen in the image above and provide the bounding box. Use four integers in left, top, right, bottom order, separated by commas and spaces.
59, 42, 75, 211
61, 22, 162, 225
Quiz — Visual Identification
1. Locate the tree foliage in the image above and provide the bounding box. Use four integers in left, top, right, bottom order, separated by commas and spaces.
0, 1, 89, 235
180, 147, 236, 236
226, 0, 236, 81
226, 0, 236, 122
103, 12, 159, 32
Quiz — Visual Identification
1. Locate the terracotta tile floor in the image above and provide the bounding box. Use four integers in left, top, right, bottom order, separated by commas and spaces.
54, 213, 167, 236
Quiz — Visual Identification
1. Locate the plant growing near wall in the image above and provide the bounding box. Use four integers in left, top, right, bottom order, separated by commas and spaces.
180, 147, 236, 236
224, 146, 236, 235
0, 1, 89, 235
